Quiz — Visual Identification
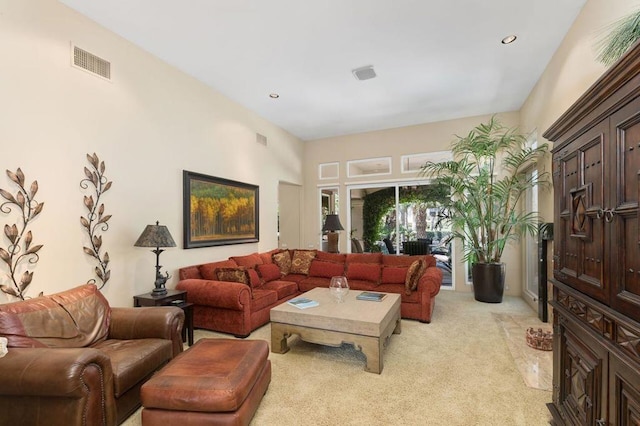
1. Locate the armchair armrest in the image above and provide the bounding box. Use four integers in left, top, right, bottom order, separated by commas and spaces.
417, 266, 443, 297
109, 307, 184, 357
0, 347, 117, 425
177, 279, 251, 310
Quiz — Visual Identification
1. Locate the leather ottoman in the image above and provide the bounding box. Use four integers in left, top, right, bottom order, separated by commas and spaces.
141, 338, 271, 426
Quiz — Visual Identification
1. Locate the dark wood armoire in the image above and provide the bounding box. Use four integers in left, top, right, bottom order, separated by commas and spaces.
544, 40, 640, 425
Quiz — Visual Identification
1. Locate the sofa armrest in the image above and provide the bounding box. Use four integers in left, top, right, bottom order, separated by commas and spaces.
177, 279, 251, 310
109, 307, 184, 357
0, 347, 117, 425
417, 266, 442, 297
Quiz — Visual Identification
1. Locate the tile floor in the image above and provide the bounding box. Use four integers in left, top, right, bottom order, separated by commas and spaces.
493, 312, 553, 391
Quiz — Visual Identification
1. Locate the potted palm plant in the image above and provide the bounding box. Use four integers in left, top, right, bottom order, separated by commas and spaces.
420, 116, 549, 302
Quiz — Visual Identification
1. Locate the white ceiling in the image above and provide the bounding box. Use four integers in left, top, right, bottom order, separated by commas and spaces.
59, 0, 587, 141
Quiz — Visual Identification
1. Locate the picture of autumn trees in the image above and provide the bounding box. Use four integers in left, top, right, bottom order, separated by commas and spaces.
184, 172, 259, 248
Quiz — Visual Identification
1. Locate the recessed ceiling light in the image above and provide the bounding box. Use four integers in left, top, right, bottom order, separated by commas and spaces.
269, 93, 280, 99
501, 35, 517, 45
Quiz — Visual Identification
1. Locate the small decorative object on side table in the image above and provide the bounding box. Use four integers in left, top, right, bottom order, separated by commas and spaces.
133, 289, 194, 346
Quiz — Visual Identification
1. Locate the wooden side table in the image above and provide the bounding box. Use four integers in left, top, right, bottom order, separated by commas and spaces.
133, 289, 194, 346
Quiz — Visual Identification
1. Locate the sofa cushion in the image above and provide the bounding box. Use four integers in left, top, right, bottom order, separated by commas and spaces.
92, 338, 173, 398
382, 266, 409, 284
261, 280, 298, 299
308, 259, 345, 278
256, 263, 282, 283
298, 277, 331, 292
272, 250, 292, 275
346, 263, 381, 285
258, 249, 280, 264
346, 280, 380, 291
250, 289, 278, 311
290, 249, 317, 275
0, 284, 111, 349
230, 253, 263, 268
382, 254, 426, 267
315, 251, 346, 263
346, 252, 382, 264
405, 259, 427, 294
199, 260, 239, 280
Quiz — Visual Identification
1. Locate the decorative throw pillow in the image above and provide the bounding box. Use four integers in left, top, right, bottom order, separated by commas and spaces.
272, 250, 292, 276
405, 259, 427, 295
290, 249, 317, 275
247, 268, 262, 288
346, 263, 381, 284
216, 267, 250, 285
257, 263, 282, 283
381, 266, 409, 284
308, 259, 345, 278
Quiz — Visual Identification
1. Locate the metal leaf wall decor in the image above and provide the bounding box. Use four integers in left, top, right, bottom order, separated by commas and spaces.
80, 153, 112, 289
0, 168, 44, 300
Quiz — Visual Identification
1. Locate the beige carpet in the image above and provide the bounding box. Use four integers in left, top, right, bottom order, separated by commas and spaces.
124, 290, 552, 426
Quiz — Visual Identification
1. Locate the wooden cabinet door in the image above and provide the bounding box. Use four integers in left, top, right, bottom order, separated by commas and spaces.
553, 119, 609, 304
609, 98, 640, 323
556, 316, 608, 425
609, 355, 640, 425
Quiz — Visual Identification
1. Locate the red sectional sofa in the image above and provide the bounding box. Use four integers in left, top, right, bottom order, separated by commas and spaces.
177, 249, 443, 337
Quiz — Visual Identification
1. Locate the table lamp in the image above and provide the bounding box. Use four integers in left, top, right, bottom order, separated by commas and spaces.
134, 221, 176, 296
322, 214, 344, 253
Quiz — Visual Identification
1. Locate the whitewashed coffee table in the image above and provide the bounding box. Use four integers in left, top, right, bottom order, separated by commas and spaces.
270, 287, 401, 374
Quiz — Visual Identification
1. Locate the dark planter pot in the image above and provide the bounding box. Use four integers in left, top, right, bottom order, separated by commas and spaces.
471, 262, 505, 303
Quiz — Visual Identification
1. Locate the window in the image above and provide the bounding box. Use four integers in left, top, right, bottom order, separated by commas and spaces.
319, 162, 339, 180
401, 151, 452, 174
346, 157, 391, 178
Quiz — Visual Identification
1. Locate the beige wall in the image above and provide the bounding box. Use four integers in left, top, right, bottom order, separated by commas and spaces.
303, 111, 523, 295
0, 0, 303, 306
302, 0, 640, 299
3, 0, 637, 308
518, 0, 638, 310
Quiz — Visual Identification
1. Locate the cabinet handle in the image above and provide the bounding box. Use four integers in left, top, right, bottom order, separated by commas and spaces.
596, 419, 607, 426
604, 209, 615, 223
596, 208, 604, 219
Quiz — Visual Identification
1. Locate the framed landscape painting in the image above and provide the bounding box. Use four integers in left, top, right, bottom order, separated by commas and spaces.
183, 170, 259, 248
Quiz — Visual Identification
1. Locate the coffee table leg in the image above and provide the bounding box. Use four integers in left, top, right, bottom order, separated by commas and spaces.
270, 322, 290, 354
357, 336, 383, 374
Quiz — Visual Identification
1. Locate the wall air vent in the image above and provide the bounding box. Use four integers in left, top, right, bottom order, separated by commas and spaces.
256, 133, 267, 146
72, 45, 111, 80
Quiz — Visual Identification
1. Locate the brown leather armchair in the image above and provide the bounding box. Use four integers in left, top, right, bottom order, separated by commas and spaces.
0, 284, 184, 426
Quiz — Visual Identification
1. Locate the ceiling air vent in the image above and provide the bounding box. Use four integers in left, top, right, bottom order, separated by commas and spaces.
256, 133, 267, 146
72, 45, 111, 80
352, 65, 376, 81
